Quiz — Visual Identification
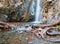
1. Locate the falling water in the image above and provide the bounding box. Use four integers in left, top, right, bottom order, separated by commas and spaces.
32, 0, 43, 24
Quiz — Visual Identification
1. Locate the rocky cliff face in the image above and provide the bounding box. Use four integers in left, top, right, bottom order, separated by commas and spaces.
0, 0, 60, 23
0, 0, 34, 22
42, 0, 60, 23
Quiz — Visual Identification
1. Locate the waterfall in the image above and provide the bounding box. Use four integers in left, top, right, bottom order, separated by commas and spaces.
32, 0, 43, 24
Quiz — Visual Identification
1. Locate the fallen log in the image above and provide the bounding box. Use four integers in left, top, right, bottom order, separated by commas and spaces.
39, 20, 60, 28
0, 22, 11, 31
32, 27, 60, 43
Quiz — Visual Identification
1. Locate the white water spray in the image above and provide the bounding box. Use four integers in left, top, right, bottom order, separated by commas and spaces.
33, 0, 43, 24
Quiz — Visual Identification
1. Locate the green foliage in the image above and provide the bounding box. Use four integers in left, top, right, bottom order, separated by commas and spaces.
56, 25, 60, 30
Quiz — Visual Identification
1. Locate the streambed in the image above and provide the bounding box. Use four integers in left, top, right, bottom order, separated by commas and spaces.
0, 23, 60, 44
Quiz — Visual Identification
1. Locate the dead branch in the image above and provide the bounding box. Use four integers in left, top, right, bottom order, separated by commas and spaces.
39, 20, 60, 28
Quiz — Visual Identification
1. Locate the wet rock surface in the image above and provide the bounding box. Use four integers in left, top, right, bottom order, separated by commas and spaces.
0, 23, 60, 44
0, 0, 35, 22
0, 29, 60, 44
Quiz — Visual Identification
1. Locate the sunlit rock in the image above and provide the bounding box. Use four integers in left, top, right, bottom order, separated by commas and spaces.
42, 0, 60, 23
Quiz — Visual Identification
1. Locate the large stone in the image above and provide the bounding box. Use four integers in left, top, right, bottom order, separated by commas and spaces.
0, 0, 35, 22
